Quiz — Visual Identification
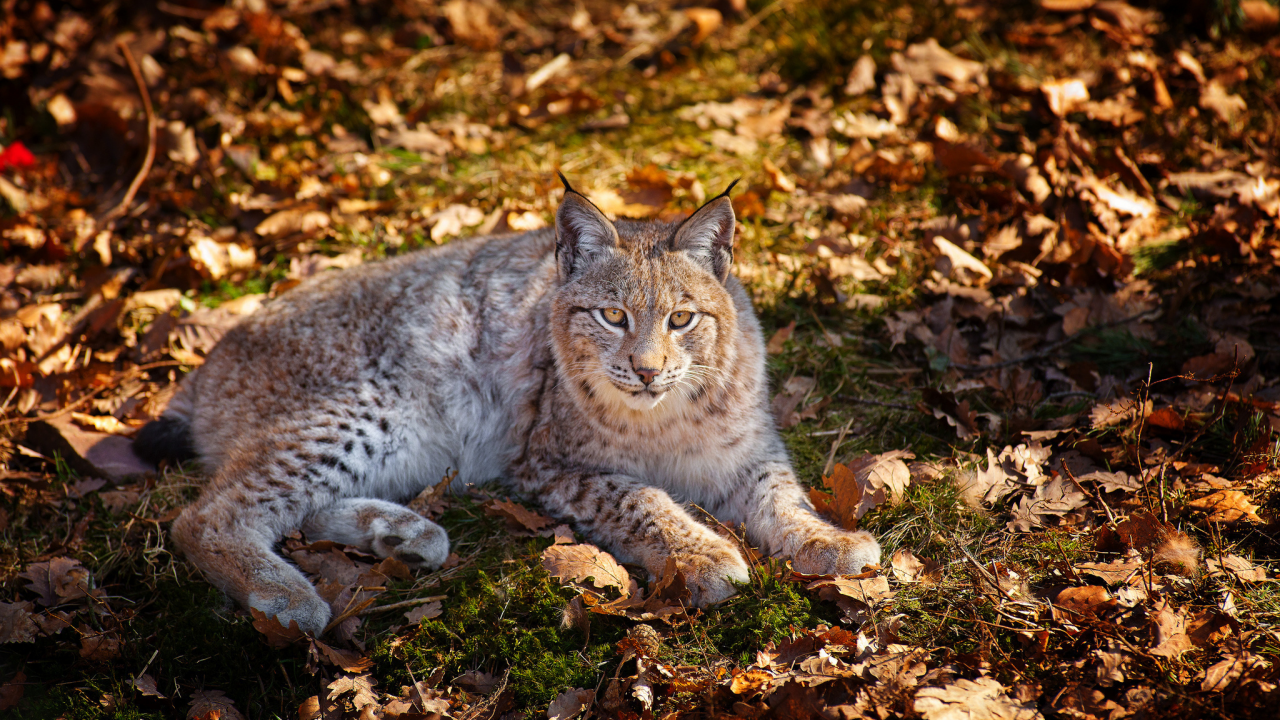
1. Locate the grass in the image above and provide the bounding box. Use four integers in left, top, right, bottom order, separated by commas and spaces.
6, 0, 1280, 717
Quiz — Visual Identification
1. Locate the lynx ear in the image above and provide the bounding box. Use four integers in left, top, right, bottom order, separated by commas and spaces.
555, 177, 619, 280
671, 182, 738, 283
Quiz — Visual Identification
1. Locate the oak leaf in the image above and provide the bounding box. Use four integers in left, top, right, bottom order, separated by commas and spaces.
547, 688, 595, 720
187, 689, 246, 720
914, 677, 1043, 720
541, 544, 631, 595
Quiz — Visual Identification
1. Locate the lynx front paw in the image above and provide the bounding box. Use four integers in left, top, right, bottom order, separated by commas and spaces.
371, 517, 450, 569
793, 530, 881, 576
249, 586, 332, 636
671, 545, 751, 607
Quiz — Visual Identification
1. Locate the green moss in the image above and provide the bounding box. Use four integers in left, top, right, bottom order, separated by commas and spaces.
376, 550, 624, 709
697, 565, 831, 666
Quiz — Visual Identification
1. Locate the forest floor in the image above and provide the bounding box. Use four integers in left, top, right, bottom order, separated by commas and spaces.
3, 1, 1280, 718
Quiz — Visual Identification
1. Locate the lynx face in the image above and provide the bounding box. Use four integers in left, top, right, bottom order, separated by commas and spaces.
561, 244, 736, 412
549, 189, 740, 416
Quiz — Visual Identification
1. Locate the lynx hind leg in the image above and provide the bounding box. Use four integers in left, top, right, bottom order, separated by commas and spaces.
302, 498, 449, 569
172, 499, 332, 635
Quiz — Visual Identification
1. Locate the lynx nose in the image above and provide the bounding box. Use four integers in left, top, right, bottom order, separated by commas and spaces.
630, 356, 661, 386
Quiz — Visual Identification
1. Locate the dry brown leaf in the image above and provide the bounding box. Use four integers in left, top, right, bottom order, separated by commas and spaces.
1041, 78, 1090, 116
1055, 585, 1115, 620
255, 208, 330, 237
844, 55, 877, 96
894, 38, 986, 88
327, 673, 380, 713
443, 0, 499, 49
19, 557, 93, 607
249, 607, 307, 648
1076, 558, 1143, 585
132, 673, 166, 698
483, 498, 555, 534
1206, 554, 1267, 583
80, 631, 121, 661
404, 600, 442, 624
541, 544, 631, 595
821, 463, 887, 529
683, 8, 722, 45
765, 320, 795, 355
914, 677, 1043, 720
1188, 490, 1263, 524
890, 549, 941, 585
1149, 600, 1194, 658
0, 671, 25, 712
729, 668, 773, 696
1007, 478, 1088, 532
845, 450, 913, 502
25, 418, 153, 480
187, 689, 246, 720
0, 602, 38, 643
547, 687, 595, 720
428, 204, 484, 241
1200, 81, 1247, 125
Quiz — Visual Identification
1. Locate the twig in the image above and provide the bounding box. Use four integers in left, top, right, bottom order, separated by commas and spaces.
953, 309, 1159, 373
358, 595, 447, 617
823, 417, 854, 477
104, 41, 157, 222
836, 394, 915, 411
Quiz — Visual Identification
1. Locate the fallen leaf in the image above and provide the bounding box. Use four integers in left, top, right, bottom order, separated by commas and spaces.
766, 320, 796, 355
25, 419, 153, 480
1188, 490, 1263, 524
1075, 558, 1143, 585
0, 602, 38, 643
405, 601, 442, 624
914, 677, 1043, 720
1041, 77, 1090, 116
541, 544, 631, 595
1206, 554, 1267, 582
249, 607, 307, 648
187, 689, 246, 720
428, 204, 484, 241
1149, 600, 1193, 658
1200, 81, 1247, 125
443, 0, 499, 49
821, 463, 887, 529
327, 674, 380, 712
890, 549, 942, 585
0, 671, 25, 712
845, 450, 914, 502
484, 498, 555, 534
132, 673, 166, 698
547, 688, 595, 720
19, 557, 93, 606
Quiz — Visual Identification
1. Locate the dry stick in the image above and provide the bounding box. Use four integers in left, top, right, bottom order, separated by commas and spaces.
358, 594, 447, 617
104, 40, 157, 223
836, 394, 915, 411
953, 309, 1160, 373
1060, 457, 1115, 524
822, 417, 855, 477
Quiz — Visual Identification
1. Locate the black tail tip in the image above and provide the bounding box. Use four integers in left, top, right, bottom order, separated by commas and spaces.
132, 417, 197, 467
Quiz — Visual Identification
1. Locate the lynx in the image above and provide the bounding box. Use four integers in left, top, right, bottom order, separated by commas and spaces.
135, 178, 880, 635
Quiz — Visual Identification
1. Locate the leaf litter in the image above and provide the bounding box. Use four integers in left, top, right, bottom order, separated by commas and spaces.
3, 0, 1280, 718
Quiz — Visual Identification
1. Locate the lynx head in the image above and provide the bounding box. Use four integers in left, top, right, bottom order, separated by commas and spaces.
550, 177, 741, 415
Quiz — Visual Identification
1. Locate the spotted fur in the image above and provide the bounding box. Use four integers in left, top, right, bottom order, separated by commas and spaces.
148, 183, 880, 635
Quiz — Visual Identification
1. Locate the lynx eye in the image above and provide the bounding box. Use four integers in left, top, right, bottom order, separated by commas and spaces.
669, 311, 694, 329
601, 308, 627, 327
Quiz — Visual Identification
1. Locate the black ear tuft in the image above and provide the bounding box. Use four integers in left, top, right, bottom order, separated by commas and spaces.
557, 171, 577, 195
716, 178, 741, 199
